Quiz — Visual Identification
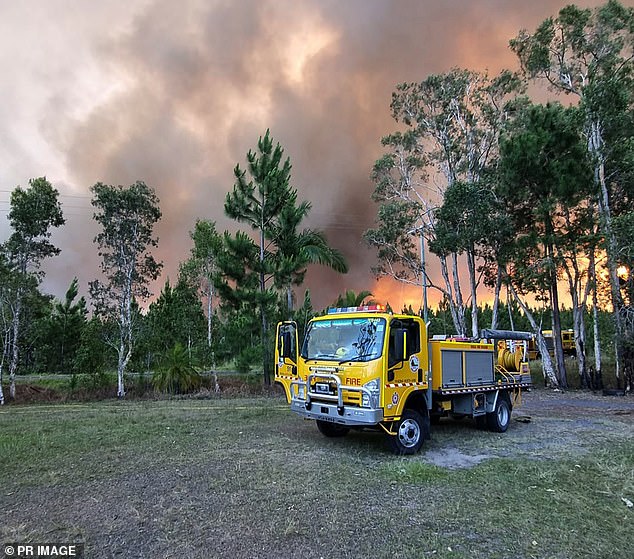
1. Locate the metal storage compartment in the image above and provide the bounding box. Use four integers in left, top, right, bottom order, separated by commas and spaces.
464, 350, 494, 386
441, 350, 463, 388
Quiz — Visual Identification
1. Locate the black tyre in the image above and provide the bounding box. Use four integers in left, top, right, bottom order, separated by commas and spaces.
316, 420, 350, 438
387, 409, 427, 455
486, 397, 511, 433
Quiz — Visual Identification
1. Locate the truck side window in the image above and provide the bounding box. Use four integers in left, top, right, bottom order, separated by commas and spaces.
278, 324, 296, 357
388, 319, 421, 368
388, 329, 401, 368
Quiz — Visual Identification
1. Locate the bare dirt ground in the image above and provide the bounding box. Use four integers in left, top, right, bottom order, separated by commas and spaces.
421, 388, 634, 469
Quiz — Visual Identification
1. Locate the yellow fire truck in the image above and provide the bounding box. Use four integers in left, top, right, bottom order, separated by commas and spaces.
275, 305, 532, 454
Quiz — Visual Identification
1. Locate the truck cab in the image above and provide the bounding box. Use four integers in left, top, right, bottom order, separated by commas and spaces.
275, 305, 430, 454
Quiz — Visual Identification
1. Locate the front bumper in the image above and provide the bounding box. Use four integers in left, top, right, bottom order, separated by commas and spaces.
290, 398, 383, 426
290, 372, 383, 426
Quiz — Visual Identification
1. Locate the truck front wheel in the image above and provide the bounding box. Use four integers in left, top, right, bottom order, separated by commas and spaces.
387, 409, 427, 455
486, 397, 511, 433
316, 420, 350, 438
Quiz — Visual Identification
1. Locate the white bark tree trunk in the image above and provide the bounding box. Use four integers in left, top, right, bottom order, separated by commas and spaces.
508, 284, 560, 388
589, 120, 624, 387
491, 266, 502, 330
451, 252, 466, 336
206, 280, 213, 349
467, 249, 478, 337
8, 291, 22, 400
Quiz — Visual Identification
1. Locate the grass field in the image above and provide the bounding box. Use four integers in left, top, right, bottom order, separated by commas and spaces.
1, 390, 633, 559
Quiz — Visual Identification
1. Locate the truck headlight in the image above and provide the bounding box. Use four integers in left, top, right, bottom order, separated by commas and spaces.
362, 378, 380, 408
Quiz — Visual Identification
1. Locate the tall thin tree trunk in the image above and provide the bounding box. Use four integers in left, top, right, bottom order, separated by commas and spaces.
206, 280, 212, 349
204, 281, 219, 393
589, 252, 603, 389
451, 252, 466, 336
117, 283, 133, 398
467, 249, 478, 337
0, 338, 6, 406
590, 121, 624, 388
550, 274, 568, 388
507, 286, 515, 331
8, 292, 22, 400
509, 284, 559, 388
565, 268, 587, 388
491, 266, 502, 330
259, 226, 270, 385
574, 306, 589, 388
564, 240, 592, 389
117, 326, 126, 399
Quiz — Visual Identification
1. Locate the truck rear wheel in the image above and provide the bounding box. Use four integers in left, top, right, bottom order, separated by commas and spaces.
387, 409, 426, 455
486, 397, 511, 433
316, 420, 350, 438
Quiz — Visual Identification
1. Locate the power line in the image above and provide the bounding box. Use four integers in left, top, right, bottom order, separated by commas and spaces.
0, 189, 92, 200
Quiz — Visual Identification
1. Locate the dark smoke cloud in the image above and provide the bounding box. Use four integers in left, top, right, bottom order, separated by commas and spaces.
1, 0, 619, 309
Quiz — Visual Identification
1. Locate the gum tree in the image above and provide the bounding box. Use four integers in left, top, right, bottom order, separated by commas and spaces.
90, 181, 162, 398
2, 177, 64, 399
181, 219, 223, 352
367, 69, 524, 336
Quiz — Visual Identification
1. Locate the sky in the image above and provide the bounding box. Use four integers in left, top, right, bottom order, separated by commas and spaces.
0, 0, 625, 312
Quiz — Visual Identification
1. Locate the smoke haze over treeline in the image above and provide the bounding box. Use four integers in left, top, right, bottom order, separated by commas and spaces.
0, 0, 621, 310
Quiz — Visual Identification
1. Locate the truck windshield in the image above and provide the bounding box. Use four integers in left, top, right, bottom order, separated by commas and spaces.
301, 317, 386, 363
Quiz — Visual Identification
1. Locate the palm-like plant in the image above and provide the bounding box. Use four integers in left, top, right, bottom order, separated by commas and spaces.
333, 290, 375, 308
152, 343, 201, 394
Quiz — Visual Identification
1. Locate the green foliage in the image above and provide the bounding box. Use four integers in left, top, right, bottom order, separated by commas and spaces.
32, 278, 87, 374
430, 180, 502, 258
5, 177, 65, 277
225, 129, 293, 233
72, 317, 113, 376
143, 278, 207, 369
368, 69, 525, 336
270, 190, 348, 316
333, 290, 375, 308
510, 1, 634, 386
152, 343, 202, 394
235, 347, 255, 375
497, 102, 594, 291
364, 131, 426, 284
213, 303, 265, 369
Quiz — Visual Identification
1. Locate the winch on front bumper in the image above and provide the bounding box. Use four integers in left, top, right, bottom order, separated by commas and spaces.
290, 373, 383, 427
